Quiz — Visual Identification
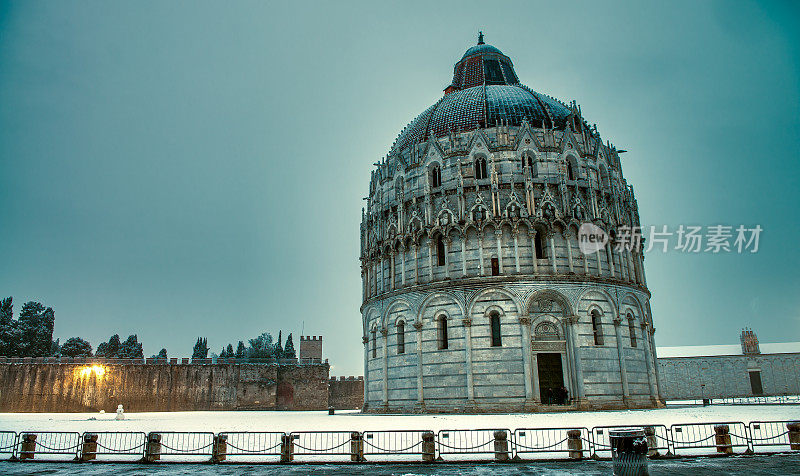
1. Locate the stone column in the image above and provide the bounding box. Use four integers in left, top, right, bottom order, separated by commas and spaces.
414, 321, 424, 406
362, 335, 370, 409
444, 238, 450, 279
513, 231, 520, 273
595, 250, 603, 276
400, 246, 406, 286
463, 317, 475, 402
495, 229, 504, 274
381, 327, 389, 407
641, 322, 659, 402
413, 244, 419, 285
519, 316, 534, 403
428, 242, 434, 281
565, 231, 575, 273
531, 352, 540, 403
549, 235, 558, 273
390, 252, 395, 290
583, 252, 589, 275
478, 235, 485, 275
567, 315, 586, 402
529, 230, 539, 274
378, 255, 383, 294
613, 317, 630, 404
606, 246, 616, 277
461, 236, 468, 277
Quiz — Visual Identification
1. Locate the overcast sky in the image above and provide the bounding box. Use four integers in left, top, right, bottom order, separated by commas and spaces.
1, 1, 798, 376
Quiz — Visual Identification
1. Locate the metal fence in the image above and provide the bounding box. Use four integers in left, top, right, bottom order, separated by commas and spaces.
513, 427, 588, 460
669, 422, 751, 456
362, 430, 428, 461
289, 431, 354, 462
15, 431, 80, 461
0, 431, 16, 459
147, 431, 215, 462
83, 432, 146, 461
217, 431, 284, 462
0, 420, 797, 463
437, 429, 511, 460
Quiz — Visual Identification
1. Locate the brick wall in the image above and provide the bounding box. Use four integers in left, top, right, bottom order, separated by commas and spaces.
328, 376, 364, 409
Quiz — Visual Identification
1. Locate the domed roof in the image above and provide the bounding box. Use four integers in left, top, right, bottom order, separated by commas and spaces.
389, 35, 573, 156
461, 43, 503, 60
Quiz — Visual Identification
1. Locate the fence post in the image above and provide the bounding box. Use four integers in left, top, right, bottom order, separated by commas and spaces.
493, 431, 509, 461
80, 433, 98, 462
212, 434, 227, 463
144, 433, 162, 463
713, 425, 733, 455
567, 429, 583, 460
644, 426, 659, 457
350, 432, 364, 462
19, 433, 36, 461
788, 422, 800, 451
280, 434, 294, 463
421, 431, 435, 462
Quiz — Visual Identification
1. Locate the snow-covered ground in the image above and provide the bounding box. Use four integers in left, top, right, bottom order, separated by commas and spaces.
0, 404, 797, 433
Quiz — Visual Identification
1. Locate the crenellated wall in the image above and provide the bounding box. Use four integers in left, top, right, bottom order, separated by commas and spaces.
0, 361, 331, 412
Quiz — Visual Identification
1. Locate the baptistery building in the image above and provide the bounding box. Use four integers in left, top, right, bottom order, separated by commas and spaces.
360, 35, 662, 412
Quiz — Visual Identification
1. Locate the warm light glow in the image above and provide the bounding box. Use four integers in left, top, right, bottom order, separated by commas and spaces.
76, 365, 106, 379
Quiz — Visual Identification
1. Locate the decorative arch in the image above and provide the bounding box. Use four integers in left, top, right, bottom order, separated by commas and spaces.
533, 319, 563, 341
467, 287, 522, 317
483, 304, 505, 317
417, 291, 465, 324
576, 287, 618, 321
525, 289, 573, 318
382, 298, 415, 328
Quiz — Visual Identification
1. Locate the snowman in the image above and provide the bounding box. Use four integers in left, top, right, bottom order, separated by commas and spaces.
115, 404, 125, 421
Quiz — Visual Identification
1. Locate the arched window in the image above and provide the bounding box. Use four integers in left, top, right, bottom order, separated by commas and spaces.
475, 157, 488, 180
567, 161, 575, 181
491, 257, 499, 276
437, 315, 449, 350
599, 164, 610, 190
371, 328, 377, 357
397, 321, 405, 354
436, 236, 446, 266
490, 312, 502, 347
534, 232, 545, 260
523, 154, 536, 178
431, 165, 442, 188
395, 176, 404, 196
591, 310, 603, 345
628, 314, 637, 348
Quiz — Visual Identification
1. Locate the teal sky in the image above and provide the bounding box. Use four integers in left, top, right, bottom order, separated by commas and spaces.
1, 1, 798, 376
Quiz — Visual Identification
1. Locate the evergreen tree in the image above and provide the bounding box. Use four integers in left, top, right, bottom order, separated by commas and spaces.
247, 332, 274, 358
225, 343, 234, 358
192, 337, 209, 359
50, 338, 60, 356
119, 335, 144, 359
275, 330, 283, 357
61, 337, 92, 357
0, 297, 11, 326
18, 301, 55, 357
0, 297, 17, 356
157, 348, 168, 360
96, 334, 122, 358
235, 341, 246, 359
284, 333, 296, 359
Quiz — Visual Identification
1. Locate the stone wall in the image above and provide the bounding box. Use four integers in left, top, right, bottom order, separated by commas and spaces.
0, 361, 329, 412
328, 376, 364, 409
658, 352, 800, 400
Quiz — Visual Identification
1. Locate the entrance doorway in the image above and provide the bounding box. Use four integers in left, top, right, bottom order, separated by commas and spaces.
537, 353, 566, 404
749, 371, 763, 396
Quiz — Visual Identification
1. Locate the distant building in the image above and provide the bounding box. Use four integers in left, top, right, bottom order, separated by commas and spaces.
360, 35, 660, 413
658, 329, 800, 400
299, 336, 323, 363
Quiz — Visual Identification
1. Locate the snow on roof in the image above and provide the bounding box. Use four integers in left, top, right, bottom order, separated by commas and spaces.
657, 342, 800, 358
